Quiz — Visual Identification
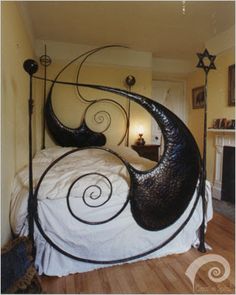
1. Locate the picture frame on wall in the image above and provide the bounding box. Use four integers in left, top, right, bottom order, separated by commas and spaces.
228, 64, 235, 106
192, 86, 205, 109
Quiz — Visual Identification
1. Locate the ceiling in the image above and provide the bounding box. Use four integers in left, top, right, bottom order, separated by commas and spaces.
20, 1, 235, 60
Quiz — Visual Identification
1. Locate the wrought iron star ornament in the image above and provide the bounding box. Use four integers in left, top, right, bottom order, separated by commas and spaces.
196, 48, 216, 74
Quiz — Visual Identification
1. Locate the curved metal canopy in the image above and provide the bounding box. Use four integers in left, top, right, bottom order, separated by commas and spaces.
45, 82, 201, 231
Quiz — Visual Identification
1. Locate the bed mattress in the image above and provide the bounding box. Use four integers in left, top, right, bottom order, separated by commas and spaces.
10, 146, 213, 276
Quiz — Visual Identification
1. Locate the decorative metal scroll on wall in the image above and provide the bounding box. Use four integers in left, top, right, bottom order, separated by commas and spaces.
23, 45, 211, 264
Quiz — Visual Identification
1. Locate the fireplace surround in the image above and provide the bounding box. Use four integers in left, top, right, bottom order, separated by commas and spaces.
210, 129, 235, 200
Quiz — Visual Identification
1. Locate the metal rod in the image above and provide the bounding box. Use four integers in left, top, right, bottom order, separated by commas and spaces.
28, 74, 34, 242
125, 75, 136, 147
42, 45, 47, 149
198, 73, 208, 253
126, 85, 131, 147
23, 59, 38, 257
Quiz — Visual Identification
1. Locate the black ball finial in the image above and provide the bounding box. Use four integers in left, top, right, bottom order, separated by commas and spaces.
23, 59, 38, 76
125, 75, 136, 87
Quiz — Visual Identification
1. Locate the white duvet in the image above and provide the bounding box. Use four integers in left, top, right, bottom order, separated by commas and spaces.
10, 145, 213, 276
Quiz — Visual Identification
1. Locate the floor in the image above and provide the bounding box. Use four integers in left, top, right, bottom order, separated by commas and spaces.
212, 198, 235, 222
40, 212, 235, 294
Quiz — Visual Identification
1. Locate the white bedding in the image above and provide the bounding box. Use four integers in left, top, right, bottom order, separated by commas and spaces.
10, 146, 213, 276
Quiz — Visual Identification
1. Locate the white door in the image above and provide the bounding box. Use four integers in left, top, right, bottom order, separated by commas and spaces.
151, 80, 186, 155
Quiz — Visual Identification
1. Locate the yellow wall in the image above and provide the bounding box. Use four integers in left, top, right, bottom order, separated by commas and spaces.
187, 70, 205, 155
44, 61, 152, 147
187, 48, 235, 183
1, 2, 35, 245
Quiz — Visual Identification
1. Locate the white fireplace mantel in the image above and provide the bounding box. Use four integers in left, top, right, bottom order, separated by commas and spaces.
210, 131, 235, 200
208, 128, 235, 133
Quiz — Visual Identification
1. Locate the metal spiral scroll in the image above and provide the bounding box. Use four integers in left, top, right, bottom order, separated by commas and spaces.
82, 99, 129, 145
33, 148, 130, 227
66, 170, 129, 225
45, 45, 129, 146
87, 108, 112, 133
78, 173, 112, 208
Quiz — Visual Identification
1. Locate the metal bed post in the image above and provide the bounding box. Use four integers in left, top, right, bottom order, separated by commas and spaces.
39, 44, 52, 150
125, 75, 136, 147
196, 49, 216, 252
23, 59, 38, 256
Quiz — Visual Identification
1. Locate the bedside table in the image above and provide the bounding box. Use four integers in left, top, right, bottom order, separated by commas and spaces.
131, 144, 160, 162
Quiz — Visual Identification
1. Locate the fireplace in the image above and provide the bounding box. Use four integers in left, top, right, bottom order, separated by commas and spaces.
212, 131, 235, 201
221, 146, 235, 203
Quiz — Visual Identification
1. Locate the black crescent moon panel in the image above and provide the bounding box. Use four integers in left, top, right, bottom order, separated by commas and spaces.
45, 87, 106, 147
45, 83, 201, 231
128, 95, 201, 230
80, 85, 201, 231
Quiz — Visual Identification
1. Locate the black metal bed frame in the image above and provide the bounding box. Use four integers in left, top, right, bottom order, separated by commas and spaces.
23, 46, 216, 265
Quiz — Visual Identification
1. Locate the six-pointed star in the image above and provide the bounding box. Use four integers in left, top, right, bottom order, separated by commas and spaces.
196, 49, 216, 74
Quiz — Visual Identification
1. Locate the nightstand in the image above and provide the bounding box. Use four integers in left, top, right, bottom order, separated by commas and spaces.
131, 144, 160, 162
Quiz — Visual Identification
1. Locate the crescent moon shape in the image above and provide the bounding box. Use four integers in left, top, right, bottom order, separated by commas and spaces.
45, 87, 106, 147
45, 82, 201, 231
128, 95, 201, 230
79, 84, 201, 231
45, 45, 127, 147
